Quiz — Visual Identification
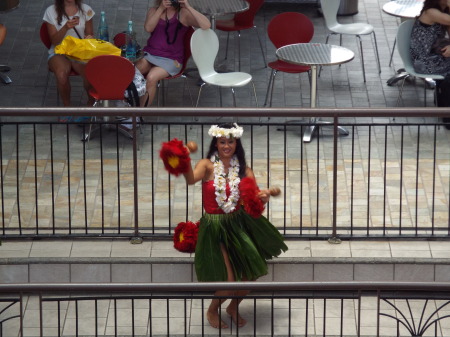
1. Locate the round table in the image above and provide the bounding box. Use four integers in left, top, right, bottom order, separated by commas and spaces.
276, 43, 354, 142
382, 0, 423, 19
190, 0, 249, 29
383, 0, 423, 67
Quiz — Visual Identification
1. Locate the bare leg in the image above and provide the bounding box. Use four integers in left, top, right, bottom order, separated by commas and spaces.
145, 66, 169, 106
135, 59, 169, 107
207, 244, 243, 329
226, 288, 249, 327
71, 61, 93, 106
48, 55, 72, 107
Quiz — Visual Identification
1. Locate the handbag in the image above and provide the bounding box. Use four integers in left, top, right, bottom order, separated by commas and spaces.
124, 68, 147, 107
431, 37, 450, 55
54, 36, 121, 62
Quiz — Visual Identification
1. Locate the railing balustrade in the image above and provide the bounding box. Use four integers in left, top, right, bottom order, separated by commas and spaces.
1, 282, 450, 337
1, 107, 450, 240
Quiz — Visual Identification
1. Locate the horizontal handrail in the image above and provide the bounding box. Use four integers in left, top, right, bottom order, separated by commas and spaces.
1, 106, 450, 118
2, 281, 450, 293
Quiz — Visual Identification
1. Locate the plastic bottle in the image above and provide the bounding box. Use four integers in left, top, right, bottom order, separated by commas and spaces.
125, 20, 137, 60
98, 11, 109, 42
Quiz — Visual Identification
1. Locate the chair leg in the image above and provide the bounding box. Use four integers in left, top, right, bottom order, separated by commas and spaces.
182, 75, 194, 106
356, 35, 366, 83
0, 72, 11, 84
231, 87, 236, 107
195, 84, 205, 107
371, 31, 381, 74
319, 33, 333, 77
264, 69, 277, 107
396, 77, 409, 107
389, 38, 396, 67
253, 26, 266, 68
224, 32, 230, 60
250, 81, 258, 107
237, 31, 241, 72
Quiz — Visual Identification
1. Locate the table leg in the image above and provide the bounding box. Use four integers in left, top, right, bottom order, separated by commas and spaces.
303, 65, 318, 143
303, 65, 349, 142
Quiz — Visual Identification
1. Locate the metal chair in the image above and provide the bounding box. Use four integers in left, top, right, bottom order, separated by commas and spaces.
264, 12, 314, 107
84, 55, 136, 141
190, 28, 258, 107
215, 0, 266, 71
395, 19, 444, 107
320, 0, 381, 82
39, 22, 80, 105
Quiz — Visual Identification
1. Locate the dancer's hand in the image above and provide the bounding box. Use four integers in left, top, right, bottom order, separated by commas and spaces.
257, 190, 270, 204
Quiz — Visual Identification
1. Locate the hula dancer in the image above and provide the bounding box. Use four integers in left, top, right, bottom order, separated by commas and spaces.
161, 123, 288, 329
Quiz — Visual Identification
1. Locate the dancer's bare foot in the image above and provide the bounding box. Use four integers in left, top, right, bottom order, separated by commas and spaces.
207, 309, 228, 329
226, 307, 247, 327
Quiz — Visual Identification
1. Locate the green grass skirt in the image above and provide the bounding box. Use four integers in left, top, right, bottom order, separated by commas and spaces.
194, 209, 288, 282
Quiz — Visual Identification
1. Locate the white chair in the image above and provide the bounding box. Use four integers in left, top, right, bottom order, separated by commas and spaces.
190, 28, 258, 107
395, 19, 444, 107
320, 0, 381, 82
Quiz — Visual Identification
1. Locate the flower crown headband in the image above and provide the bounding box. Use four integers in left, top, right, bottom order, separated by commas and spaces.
208, 123, 244, 139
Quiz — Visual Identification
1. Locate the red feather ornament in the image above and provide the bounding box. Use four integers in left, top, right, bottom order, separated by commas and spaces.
239, 177, 265, 218
159, 138, 191, 176
173, 221, 199, 253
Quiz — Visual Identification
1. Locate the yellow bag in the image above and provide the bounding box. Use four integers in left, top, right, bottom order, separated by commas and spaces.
55, 36, 121, 62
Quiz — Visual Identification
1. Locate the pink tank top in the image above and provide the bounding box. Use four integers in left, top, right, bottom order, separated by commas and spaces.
143, 13, 188, 64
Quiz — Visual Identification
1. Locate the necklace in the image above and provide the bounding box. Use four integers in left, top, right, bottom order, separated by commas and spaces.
165, 11, 182, 45
211, 153, 240, 213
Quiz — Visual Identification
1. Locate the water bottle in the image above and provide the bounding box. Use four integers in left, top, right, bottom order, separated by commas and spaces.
125, 20, 137, 60
98, 11, 109, 42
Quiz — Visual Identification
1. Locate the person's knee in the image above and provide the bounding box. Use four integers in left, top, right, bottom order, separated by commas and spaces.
54, 70, 70, 85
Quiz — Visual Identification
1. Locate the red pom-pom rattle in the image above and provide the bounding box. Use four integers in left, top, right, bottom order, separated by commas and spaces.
159, 138, 191, 176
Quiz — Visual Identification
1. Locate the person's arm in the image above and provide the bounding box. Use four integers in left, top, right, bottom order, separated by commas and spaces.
179, 0, 211, 29
422, 8, 450, 26
144, 5, 166, 33
0, 24, 6, 46
83, 18, 94, 38
245, 167, 271, 204
46, 16, 79, 46
184, 158, 209, 185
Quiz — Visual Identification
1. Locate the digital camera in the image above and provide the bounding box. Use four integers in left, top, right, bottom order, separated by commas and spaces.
170, 0, 180, 9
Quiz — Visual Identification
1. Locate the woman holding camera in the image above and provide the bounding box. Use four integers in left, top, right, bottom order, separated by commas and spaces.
136, 0, 210, 107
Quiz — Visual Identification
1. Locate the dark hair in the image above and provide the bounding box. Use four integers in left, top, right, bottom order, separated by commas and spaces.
206, 123, 247, 178
420, 0, 449, 16
54, 0, 85, 26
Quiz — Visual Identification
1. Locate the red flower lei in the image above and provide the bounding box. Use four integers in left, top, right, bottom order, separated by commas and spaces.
239, 177, 265, 218
173, 221, 199, 253
159, 138, 191, 176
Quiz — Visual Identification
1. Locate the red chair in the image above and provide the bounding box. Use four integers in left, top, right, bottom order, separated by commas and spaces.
39, 22, 80, 106
84, 55, 135, 141
215, 0, 266, 72
263, 12, 314, 107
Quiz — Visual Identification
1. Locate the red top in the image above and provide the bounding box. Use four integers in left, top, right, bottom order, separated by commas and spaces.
202, 180, 240, 214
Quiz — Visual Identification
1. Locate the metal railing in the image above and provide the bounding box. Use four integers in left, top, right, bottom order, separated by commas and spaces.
1, 107, 450, 240
1, 282, 450, 337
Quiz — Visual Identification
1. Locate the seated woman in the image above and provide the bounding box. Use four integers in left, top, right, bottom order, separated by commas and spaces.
43, 0, 95, 109
410, 0, 450, 76
135, 0, 210, 107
